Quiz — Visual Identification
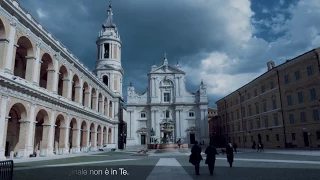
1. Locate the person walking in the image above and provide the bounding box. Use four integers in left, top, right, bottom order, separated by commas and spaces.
189, 141, 203, 175
233, 142, 238, 153
226, 143, 234, 167
177, 138, 181, 149
205, 141, 218, 176
257, 142, 261, 152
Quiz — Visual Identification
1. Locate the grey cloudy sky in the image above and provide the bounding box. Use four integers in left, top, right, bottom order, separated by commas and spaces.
19, 0, 320, 107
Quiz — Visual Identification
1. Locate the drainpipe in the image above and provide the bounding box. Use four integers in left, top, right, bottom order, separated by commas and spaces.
276, 69, 287, 148
237, 90, 245, 148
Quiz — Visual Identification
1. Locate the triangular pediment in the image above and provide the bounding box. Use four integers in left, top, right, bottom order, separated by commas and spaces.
149, 65, 185, 74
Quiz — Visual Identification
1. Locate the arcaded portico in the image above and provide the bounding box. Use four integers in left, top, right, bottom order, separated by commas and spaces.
0, 0, 123, 159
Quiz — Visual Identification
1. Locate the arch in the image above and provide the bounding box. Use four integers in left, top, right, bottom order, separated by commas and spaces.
108, 128, 112, 143
82, 82, 89, 106
14, 36, 34, 80
0, 18, 7, 69
71, 74, 80, 102
69, 118, 78, 151
53, 114, 66, 154
103, 75, 109, 86
5, 103, 27, 157
57, 65, 69, 97
89, 123, 96, 148
39, 53, 54, 89
34, 109, 50, 152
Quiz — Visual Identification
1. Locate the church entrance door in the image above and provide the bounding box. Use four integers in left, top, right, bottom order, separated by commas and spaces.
141, 135, 146, 145
190, 134, 195, 144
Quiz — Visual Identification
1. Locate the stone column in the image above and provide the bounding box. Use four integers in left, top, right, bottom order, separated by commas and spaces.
58, 127, 69, 154
33, 42, 41, 85
92, 96, 98, 111
175, 77, 178, 97
40, 124, 51, 156
84, 91, 91, 107
25, 56, 36, 82
75, 86, 82, 104
81, 130, 89, 152
47, 111, 55, 156
67, 71, 73, 100
62, 78, 70, 98
17, 119, 31, 158
113, 126, 118, 144
26, 104, 36, 157
99, 99, 104, 114
151, 78, 154, 97
90, 131, 97, 151
4, 19, 17, 74
155, 111, 160, 138
175, 109, 180, 139
0, 96, 9, 160
104, 101, 108, 116
97, 132, 102, 148
47, 69, 56, 91
72, 128, 80, 153
106, 129, 110, 143
112, 102, 115, 119
110, 73, 114, 91
114, 102, 119, 120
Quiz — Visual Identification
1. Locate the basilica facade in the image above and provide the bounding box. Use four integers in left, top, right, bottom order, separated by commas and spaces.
126, 56, 209, 146
0, 0, 124, 159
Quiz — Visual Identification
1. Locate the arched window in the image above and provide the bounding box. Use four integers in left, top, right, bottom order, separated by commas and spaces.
103, 75, 109, 86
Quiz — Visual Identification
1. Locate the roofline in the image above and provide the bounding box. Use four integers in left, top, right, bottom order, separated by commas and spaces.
215, 48, 317, 104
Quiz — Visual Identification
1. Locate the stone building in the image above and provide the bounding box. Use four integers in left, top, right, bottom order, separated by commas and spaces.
208, 108, 218, 143
126, 56, 209, 146
216, 48, 320, 148
0, 0, 124, 159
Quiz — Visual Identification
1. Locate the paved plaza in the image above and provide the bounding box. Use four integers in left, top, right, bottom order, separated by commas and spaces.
9, 148, 320, 180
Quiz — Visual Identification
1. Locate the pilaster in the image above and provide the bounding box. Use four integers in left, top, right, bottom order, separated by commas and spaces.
4, 18, 17, 74
32, 42, 41, 85
0, 96, 8, 160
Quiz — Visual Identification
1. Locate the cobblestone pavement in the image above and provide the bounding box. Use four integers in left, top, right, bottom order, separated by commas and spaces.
12, 150, 320, 180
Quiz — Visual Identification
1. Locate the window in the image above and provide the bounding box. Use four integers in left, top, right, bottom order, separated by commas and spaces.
232, 124, 235, 132
189, 111, 194, 117
244, 136, 247, 143
313, 109, 319, 121
255, 103, 259, 114
274, 115, 279, 126
237, 123, 240, 131
298, 92, 303, 104
238, 137, 241, 142
295, 71, 300, 80
236, 98, 238, 104
317, 131, 320, 140
237, 110, 240, 119
164, 93, 170, 102
230, 101, 233, 107
261, 85, 265, 93
243, 120, 247, 131
289, 114, 294, 124
264, 117, 268, 127
263, 101, 267, 112
307, 66, 313, 76
257, 119, 261, 128
141, 112, 146, 118
242, 108, 245, 118
284, 75, 289, 84
226, 113, 229, 122
165, 110, 170, 118
248, 105, 252, 116
251, 136, 253, 142
231, 112, 234, 121
292, 133, 296, 141
248, 93, 251, 100
254, 89, 258, 96
241, 96, 244, 102
287, 95, 292, 106
276, 134, 279, 141
250, 120, 253, 130
266, 135, 269, 142
270, 81, 274, 89
310, 88, 317, 101
300, 112, 306, 123
272, 99, 277, 109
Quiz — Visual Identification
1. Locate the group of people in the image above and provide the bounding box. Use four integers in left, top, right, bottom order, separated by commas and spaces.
189, 141, 234, 176
252, 141, 264, 152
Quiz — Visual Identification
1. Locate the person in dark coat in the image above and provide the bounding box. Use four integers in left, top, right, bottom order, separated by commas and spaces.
226, 143, 234, 167
205, 141, 218, 175
190, 141, 203, 175
233, 142, 238, 153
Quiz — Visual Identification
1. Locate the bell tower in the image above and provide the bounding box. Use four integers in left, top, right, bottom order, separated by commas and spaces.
94, 3, 124, 96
